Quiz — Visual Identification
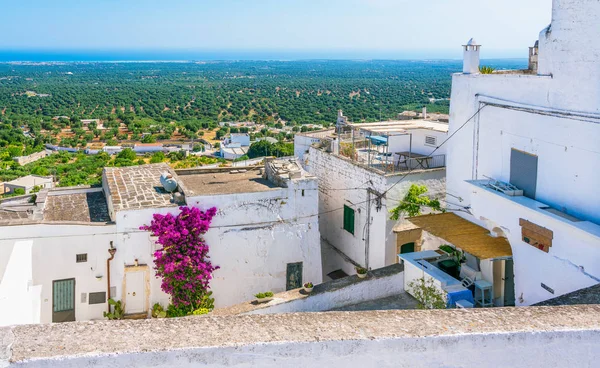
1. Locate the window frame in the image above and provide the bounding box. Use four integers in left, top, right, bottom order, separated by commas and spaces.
343, 205, 355, 235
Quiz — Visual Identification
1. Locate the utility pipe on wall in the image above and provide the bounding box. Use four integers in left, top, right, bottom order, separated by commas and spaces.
106, 242, 117, 312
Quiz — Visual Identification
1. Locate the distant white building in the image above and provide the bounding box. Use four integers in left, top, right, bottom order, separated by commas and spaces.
0, 160, 322, 325
443, 0, 600, 306
133, 143, 164, 153
301, 112, 448, 279
102, 146, 123, 155
3, 175, 53, 194
220, 133, 251, 159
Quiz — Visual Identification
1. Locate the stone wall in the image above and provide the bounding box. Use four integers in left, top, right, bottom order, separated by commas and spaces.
308, 147, 445, 275
2, 305, 599, 367
12, 151, 50, 166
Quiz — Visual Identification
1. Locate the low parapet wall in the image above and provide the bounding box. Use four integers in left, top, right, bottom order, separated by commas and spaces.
212, 263, 405, 316
2, 306, 599, 367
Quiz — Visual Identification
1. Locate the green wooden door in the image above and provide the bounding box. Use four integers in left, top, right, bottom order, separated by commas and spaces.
286, 262, 303, 290
53, 278, 76, 322
400, 242, 415, 254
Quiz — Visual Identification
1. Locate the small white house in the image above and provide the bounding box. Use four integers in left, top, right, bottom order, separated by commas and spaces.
0, 160, 322, 325
3, 175, 53, 194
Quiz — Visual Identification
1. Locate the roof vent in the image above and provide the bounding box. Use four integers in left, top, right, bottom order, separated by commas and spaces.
160, 172, 178, 193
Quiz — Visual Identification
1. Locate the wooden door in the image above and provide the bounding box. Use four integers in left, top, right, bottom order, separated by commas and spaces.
286, 262, 303, 291
125, 271, 146, 314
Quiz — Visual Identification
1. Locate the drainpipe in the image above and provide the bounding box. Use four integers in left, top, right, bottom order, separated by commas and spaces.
106, 242, 117, 312
364, 190, 371, 269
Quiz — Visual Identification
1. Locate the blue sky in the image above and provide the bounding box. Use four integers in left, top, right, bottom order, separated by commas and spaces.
1, 0, 552, 59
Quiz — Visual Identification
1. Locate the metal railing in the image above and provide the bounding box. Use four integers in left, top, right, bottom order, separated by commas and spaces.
368, 154, 446, 174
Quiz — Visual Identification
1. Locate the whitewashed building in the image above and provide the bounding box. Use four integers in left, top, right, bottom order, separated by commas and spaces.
445, 0, 600, 306
3, 175, 53, 194
301, 112, 447, 279
0, 160, 322, 325
220, 133, 251, 160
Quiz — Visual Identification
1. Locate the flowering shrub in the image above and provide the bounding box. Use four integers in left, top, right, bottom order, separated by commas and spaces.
140, 206, 218, 310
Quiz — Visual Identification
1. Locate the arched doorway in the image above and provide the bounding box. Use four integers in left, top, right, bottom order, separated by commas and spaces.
400, 242, 415, 254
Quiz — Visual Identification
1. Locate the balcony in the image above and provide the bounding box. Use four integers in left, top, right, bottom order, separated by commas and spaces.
466, 179, 600, 239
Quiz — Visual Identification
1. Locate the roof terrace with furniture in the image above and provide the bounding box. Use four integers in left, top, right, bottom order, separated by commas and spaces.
333, 120, 448, 175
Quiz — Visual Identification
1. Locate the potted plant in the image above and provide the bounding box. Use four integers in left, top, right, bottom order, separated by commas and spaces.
356, 267, 368, 279
254, 291, 274, 304
303, 282, 314, 293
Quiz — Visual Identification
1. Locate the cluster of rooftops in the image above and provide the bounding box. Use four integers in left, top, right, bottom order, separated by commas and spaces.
0, 158, 311, 226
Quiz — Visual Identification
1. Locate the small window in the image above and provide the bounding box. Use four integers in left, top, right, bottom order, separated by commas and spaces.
343, 205, 355, 235
425, 136, 437, 146
76, 254, 87, 263
88, 292, 106, 305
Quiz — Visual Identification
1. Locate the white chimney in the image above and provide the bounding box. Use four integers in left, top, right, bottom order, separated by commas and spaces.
463, 38, 481, 74
422, 107, 427, 119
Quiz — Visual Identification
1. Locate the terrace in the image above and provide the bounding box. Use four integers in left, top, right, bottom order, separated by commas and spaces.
335, 120, 448, 175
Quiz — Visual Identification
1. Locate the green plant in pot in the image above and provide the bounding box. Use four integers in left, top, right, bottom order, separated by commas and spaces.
254, 291, 274, 304
303, 282, 314, 293
356, 267, 368, 279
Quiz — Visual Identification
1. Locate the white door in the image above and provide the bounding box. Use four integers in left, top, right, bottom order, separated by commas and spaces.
125, 271, 146, 314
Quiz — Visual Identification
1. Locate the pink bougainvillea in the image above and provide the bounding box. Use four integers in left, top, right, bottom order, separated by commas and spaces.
140, 206, 218, 308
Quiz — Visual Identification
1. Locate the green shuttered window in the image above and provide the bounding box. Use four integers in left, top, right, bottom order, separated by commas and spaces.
343, 205, 355, 235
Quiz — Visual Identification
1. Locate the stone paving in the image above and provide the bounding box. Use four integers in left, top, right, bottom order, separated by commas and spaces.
44, 191, 110, 223
103, 163, 178, 211
331, 293, 419, 312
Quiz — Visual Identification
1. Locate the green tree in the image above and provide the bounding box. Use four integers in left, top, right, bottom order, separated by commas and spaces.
150, 151, 165, 163
408, 277, 446, 309
117, 148, 136, 161
247, 140, 272, 158
389, 184, 443, 220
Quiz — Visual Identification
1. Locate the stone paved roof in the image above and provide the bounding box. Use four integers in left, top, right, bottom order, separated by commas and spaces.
2, 305, 599, 363
44, 191, 110, 223
103, 163, 178, 212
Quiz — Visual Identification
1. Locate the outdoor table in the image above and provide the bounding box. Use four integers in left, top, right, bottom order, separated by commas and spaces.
395, 152, 431, 169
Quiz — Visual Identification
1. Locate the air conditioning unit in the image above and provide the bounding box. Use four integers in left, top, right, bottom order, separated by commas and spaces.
484, 179, 523, 196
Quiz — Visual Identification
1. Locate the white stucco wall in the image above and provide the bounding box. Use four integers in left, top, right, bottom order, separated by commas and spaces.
12, 330, 600, 368
308, 147, 445, 275
245, 268, 404, 314
184, 178, 322, 308
0, 224, 117, 325
446, 0, 600, 305
469, 184, 599, 306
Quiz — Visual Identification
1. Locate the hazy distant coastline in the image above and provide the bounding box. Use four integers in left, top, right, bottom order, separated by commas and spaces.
0, 49, 529, 63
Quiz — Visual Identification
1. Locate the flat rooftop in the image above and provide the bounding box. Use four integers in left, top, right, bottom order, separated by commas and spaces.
44, 191, 110, 223
348, 120, 449, 135
103, 163, 178, 212
177, 168, 279, 196
0, 188, 111, 225
5, 175, 52, 187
